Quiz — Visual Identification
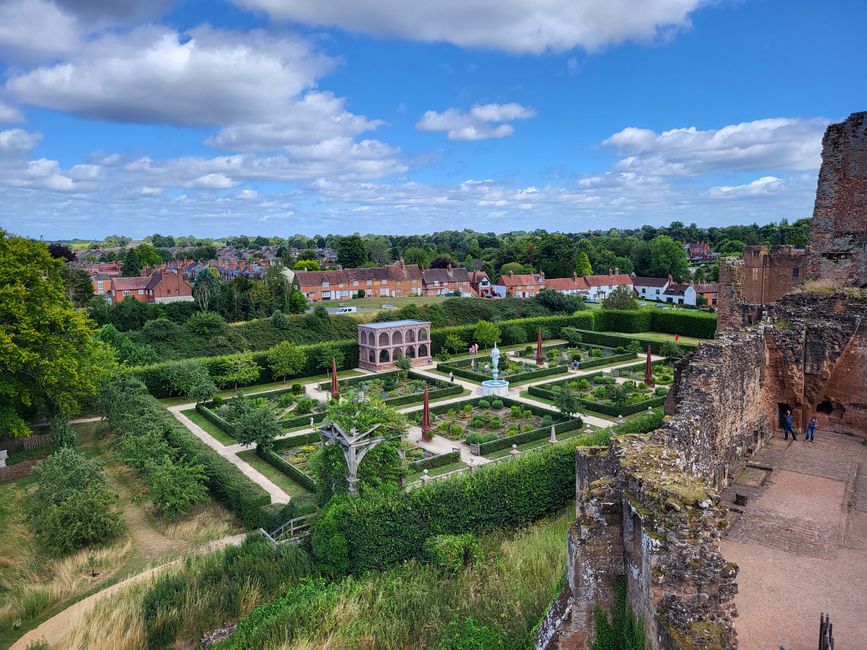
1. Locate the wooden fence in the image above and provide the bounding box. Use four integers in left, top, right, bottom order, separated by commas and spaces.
0, 432, 52, 453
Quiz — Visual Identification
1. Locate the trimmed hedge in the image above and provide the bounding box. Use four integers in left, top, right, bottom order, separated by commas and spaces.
196, 402, 237, 438
100, 378, 270, 527
474, 416, 584, 455
410, 450, 461, 472
311, 433, 610, 574
430, 313, 595, 353
564, 330, 698, 355
436, 361, 567, 384
317, 370, 463, 407
592, 309, 653, 333
577, 351, 638, 369
650, 310, 717, 339
131, 339, 360, 398
591, 308, 716, 338
528, 382, 667, 417
255, 432, 321, 492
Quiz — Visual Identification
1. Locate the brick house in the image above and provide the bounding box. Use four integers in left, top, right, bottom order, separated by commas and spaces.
295, 260, 423, 301
468, 270, 493, 297
499, 271, 545, 298
740, 245, 805, 304
422, 264, 475, 296
107, 270, 193, 304
694, 283, 720, 308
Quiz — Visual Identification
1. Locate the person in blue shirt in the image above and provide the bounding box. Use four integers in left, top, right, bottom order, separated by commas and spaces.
806, 416, 817, 443
783, 409, 797, 441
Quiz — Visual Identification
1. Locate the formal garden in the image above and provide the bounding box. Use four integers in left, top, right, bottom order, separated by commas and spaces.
528, 370, 670, 417
436, 355, 567, 384
317, 369, 463, 406
517, 340, 639, 369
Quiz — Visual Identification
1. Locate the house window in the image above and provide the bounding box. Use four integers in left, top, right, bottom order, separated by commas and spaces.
752, 249, 760, 257
123, 290, 130, 296
323, 281, 330, 287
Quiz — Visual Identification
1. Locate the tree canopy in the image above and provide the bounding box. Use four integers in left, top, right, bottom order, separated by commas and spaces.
0, 231, 114, 436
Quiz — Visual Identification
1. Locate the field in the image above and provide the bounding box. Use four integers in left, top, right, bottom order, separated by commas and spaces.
0, 422, 241, 649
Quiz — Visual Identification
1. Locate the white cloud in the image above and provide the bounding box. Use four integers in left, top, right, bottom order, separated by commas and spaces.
0, 0, 80, 61
707, 175, 783, 198
417, 103, 535, 141
7, 25, 332, 126
0, 100, 23, 123
234, 0, 704, 54
0, 129, 41, 155
603, 118, 828, 175
188, 173, 236, 189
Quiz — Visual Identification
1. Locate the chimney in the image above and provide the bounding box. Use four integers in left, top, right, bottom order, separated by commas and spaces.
572, 271, 577, 280
509, 270, 514, 278
447, 262, 452, 273
614, 267, 619, 275
540, 271, 545, 279
608, 267, 612, 275
400, 257, 405, 270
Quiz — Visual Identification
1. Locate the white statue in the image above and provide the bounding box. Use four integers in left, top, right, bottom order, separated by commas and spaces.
490, 342, 501, 382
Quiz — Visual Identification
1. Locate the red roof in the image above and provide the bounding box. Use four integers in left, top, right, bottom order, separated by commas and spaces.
583, 274, 633, 287
632, 276, 670, 288
500, 272, 543, 287
295, 262, 422, 289
110, 276, 150, 291
544, 276, 590, 291
694, 283, 720, 294
467, 271, 490, 284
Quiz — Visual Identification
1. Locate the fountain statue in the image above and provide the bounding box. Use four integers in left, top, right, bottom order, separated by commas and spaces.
481, 342, 509, 396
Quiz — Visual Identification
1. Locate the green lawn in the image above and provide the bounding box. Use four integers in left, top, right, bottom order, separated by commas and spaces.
608, 331, 708, 345
236, 449, 313, 498
180, 408, 236, 445
405, 460, 467, 484
158, 369, 364, 406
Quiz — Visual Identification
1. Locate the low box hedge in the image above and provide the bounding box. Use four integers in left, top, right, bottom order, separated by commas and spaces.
650, 310, 717, 339
316, 371, 463, 407
196, 402, 237, 438
577, 351, 638, 369
564, 330, 698, 355
256, 446, 318, 493
474, 416, 584, 455
527, 383, 667, 417
436, 361, 567, 384
410, 450, 460, 472
430, 313, 595, 352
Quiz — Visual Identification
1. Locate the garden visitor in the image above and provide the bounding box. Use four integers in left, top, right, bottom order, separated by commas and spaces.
783, 409, 797, 441
448, 371, 454, 383
806, 416, 817, 443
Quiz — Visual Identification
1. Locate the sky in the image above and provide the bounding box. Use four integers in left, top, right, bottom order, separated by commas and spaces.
0, 0, 864, 239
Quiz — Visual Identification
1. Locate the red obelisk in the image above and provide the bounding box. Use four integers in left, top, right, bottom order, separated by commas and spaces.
536, 328, 544, 366
421, 386, 432, 440
644, 346, 654, 387
330, 357, 340, 399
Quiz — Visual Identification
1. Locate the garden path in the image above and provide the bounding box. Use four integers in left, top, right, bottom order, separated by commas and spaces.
405, 425, 491, 466
10, 533, 247, 650
168, 406, 290, 504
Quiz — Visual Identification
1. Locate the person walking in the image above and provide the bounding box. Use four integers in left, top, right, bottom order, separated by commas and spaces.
448, 371, 454, 383
806, 416, 817, 443
783, 409, 797, 441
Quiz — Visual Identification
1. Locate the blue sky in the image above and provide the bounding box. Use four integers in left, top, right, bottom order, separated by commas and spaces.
0, 0, 864, 239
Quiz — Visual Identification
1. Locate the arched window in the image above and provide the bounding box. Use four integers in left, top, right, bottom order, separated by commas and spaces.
393, 348, 404, 359
379, 349, 390, 363
392, 331, 403, 345
418, 343, 428, 357
406, 329, 416, 343
368, 349, 376, 363
406, 346, 416, 358
418, 328, 428, 341
367, 331, 376, 346
379, 332, 390, 346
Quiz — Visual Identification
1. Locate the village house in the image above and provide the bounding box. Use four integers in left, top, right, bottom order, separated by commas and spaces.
543, 273, 590, 296
105, 270, 194, 304
295, 260, 423, 301
467, 270, 493, 297
583, 272, 633, 301
421, 264, 475, 296
661, 282, 697, 306
684, 241, 719, 262
498, 271, 545, 298
632, 275, 671, 301
694, 282, 720, 308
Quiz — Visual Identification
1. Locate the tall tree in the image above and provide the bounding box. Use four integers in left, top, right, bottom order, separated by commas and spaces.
61, 265, 94, 307
120, 247, 142, 276
537, 234, 578, 278
0, 231, 114, 436
192, 268, 221, 312
602, 285, 639, 310
575, 252, 593, 276
337, 235, 368, 268
648, 235, 689, 281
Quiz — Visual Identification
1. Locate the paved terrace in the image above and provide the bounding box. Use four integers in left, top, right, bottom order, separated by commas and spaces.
166, 354, 664, 503
720, 430, 867, 649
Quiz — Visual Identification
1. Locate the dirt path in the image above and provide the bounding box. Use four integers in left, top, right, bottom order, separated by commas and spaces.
10, 533, 246, 650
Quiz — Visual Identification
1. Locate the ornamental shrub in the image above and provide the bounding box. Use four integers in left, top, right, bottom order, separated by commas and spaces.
491, 399, 504, 410
478, 399, 491, 409
654, 386, 670, 397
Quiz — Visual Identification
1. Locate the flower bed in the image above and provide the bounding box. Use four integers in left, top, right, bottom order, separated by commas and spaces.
197, 388, 327, 439
528, 372, 668, 416
256, 432, 320, 492
435, 357, 566, 384
518, 342, 638, 369
412, 395, 583, 455
611, 360, 676, 385
317, 371, 462, 407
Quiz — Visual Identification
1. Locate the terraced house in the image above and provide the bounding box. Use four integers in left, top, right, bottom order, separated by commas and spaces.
421, 264, 475, 296
295, 260, 423, 301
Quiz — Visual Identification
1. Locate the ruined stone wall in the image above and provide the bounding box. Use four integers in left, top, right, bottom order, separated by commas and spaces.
805, 111, 867, 287
762, 291, 867, 437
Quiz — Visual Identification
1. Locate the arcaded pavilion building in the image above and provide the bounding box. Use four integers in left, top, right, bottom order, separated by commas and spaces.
357, 320, 431, 372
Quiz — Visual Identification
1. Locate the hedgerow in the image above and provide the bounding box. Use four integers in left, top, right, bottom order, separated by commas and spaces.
310, 433, 609, 575
650, 309, 717, 339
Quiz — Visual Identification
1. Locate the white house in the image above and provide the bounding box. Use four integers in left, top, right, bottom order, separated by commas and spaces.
583, 273, 633, 301
662, 283, 697, 306
632, 275, 671, 301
